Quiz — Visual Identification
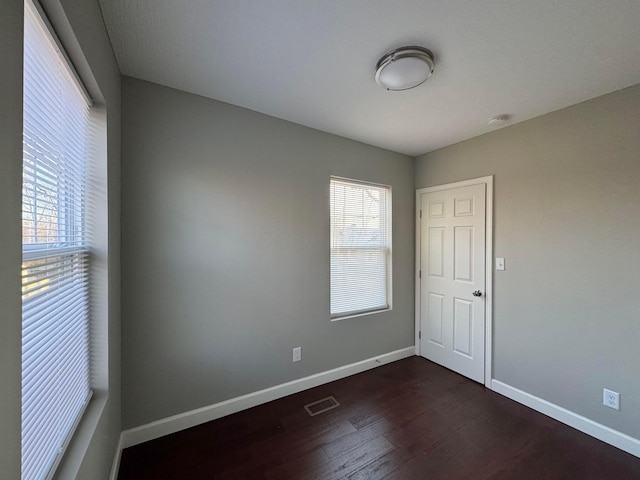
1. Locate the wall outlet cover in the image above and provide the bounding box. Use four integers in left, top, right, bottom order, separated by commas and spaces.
603, 388, 620, 410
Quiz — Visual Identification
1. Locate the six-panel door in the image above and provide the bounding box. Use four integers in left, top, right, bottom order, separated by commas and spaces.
419, 183, 486, 383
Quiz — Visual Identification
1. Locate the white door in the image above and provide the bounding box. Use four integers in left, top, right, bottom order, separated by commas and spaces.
419, 183, 486, 383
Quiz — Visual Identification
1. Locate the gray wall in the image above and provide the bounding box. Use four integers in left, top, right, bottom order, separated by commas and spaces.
121, 77, 415, 429
0, 0, 121, 478
415, 84, 640, 439
0, 1, 25, 477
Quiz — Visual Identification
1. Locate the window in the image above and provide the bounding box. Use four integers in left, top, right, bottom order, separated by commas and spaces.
22, 1, 93, 479
330, 177, 392, 319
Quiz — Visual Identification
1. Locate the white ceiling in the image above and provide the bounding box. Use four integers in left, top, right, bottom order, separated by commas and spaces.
99, 0, 640, 156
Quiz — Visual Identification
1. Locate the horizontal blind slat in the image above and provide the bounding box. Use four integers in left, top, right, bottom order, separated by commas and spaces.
22, 264, 88, 309
22, 275, 88, 328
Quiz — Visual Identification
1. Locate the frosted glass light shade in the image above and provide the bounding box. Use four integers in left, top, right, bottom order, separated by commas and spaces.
375, 46, 434, 91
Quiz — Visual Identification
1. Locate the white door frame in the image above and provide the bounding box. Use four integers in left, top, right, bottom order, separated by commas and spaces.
415, 176, 494, 388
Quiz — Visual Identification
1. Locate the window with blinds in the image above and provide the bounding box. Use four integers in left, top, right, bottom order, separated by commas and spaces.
330, 178, 392, 319
22, 1, 93, 479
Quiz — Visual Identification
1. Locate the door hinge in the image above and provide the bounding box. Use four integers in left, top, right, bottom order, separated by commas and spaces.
420, 209, 422, 218
419, 270, 421, 279
419, 331, 422, 339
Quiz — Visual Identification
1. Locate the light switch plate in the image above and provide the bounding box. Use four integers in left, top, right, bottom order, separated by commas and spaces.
496, 258, 505, 271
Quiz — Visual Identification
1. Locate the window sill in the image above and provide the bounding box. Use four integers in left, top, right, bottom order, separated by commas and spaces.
330, 307, 392, 322
53, 391, 108, 480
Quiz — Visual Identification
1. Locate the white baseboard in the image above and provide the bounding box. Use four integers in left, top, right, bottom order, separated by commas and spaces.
491, 379, 640, 458
108, 433, 123, 480
120, 347, 415, 449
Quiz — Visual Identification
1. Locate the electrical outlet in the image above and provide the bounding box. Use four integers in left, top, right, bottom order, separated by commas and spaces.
293, 347, 301, 363
603, 388, 620, 410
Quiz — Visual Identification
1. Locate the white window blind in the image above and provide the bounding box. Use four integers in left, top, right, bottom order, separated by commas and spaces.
22, 1, 92, 479
330, 178, 391, 318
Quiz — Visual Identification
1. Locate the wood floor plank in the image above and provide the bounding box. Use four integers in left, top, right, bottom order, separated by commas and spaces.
117, 357, 640, 480
346, 448, 411, 480
249, 418, 357, 466
301, 435, 396, 480
323, 418, 393, 459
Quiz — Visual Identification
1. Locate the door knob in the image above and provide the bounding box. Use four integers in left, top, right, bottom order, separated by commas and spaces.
472, 290, 482, 297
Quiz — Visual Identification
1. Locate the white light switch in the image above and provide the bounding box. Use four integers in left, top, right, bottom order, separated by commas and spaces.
496, 258, 505, 271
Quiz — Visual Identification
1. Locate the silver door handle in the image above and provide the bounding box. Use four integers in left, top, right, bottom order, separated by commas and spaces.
472, 290, 482, 297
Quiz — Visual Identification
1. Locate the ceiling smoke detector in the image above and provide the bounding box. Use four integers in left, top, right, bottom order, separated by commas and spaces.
375, 46, 435, 91
488, 115, 510, 127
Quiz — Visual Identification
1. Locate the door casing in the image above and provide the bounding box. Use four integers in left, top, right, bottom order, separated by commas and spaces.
415, 176, 493, 388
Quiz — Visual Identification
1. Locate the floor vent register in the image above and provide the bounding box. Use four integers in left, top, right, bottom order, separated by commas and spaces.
304, 396, 340, 416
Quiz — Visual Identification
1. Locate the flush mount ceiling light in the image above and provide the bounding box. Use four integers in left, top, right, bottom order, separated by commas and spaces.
375, 46, 435, 91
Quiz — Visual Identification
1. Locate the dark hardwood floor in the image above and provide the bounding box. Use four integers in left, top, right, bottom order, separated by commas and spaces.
117, 356, 640, 479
